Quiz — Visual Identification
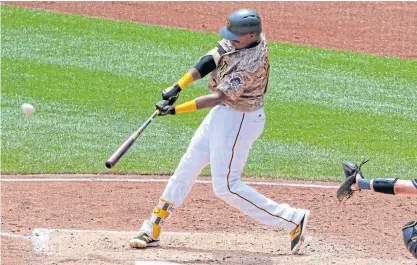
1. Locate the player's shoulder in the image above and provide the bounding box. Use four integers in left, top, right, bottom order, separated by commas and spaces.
216, 44, 226, 56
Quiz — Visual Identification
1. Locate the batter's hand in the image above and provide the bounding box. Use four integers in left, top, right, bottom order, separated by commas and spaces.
162, 84, 182, 105
155, 100, 175, 116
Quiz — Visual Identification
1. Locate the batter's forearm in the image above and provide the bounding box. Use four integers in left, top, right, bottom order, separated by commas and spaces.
174, 91, 227, 114
174, 68, 200, 90
195, 94, 224, 109
176, 71, 195, 89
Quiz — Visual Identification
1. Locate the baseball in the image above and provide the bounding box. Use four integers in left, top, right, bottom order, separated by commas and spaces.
21, 103, 34, 116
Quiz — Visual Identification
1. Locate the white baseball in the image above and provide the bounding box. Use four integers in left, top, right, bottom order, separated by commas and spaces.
22, 103, 34, 116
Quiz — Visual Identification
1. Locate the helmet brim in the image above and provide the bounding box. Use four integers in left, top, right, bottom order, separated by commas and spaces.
220, 26, 243, 41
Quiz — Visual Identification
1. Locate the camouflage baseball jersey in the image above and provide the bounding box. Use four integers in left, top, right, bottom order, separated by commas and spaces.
208, 33, 270, 112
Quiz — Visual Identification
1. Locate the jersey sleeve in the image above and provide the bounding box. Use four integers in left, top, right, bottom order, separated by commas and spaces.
216, 71, 247, 100
194, 44, 226, 78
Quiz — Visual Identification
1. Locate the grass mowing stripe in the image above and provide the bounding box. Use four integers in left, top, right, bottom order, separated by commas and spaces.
269, 43, 417, 121
1, 6, 416, 180
1, 5, 217, 82
1, 57, 199, 173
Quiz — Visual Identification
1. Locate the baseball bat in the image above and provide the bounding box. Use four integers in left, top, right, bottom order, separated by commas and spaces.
105, 109, 160, 169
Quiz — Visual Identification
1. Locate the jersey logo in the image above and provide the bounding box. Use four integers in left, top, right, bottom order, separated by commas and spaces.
229, 73, 243, 88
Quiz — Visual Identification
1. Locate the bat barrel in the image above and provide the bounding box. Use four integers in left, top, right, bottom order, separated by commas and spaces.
105, 110, 159, 169
105, 161, 114, 169
105, 137, 136, 168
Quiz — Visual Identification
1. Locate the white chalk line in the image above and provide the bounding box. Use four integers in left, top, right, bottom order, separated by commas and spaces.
0, 178, 338, 189
0, 232, 31, 240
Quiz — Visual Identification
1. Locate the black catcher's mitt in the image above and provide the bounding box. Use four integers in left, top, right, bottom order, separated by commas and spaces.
336, 159, 369, 202
403, 221, 417, 259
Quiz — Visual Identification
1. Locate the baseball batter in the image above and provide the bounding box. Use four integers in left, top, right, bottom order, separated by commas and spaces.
130, 8, 310, 254
337, 160, 417, 258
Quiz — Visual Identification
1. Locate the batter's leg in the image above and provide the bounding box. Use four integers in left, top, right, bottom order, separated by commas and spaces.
131, 110, 213, 247
209, 106, 309, 253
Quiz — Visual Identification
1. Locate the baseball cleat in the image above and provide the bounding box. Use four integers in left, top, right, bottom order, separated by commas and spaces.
129, 232, 160, 248
289, 210, 310, 254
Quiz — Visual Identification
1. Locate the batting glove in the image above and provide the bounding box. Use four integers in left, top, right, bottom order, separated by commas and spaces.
162, 84, 182, 105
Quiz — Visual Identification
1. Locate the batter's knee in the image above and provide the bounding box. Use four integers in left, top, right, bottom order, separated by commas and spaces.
212, 179, 229, 198
212, 177, 240, 201
403, 221, 417, 259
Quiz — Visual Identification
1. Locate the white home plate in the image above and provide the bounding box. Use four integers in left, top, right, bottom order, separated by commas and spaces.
136, 261, 180, 265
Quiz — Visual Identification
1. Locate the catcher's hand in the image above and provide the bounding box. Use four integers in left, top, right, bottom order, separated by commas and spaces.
336, 159, 369, 202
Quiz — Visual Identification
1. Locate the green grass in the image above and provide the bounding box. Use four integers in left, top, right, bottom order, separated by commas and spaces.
1, 6, 416, 180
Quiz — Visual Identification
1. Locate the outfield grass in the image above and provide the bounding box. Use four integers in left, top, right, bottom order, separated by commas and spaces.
1, 6, 416, 180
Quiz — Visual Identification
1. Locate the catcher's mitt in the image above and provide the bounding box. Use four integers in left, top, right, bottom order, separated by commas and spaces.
336, 159, 369, 202
402, 221, 417, 259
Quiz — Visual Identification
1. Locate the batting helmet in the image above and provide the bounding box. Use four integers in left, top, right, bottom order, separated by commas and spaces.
403, 221, 417, 259
220, 8, 262, 41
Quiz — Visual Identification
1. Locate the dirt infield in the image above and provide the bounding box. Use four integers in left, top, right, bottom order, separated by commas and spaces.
2, 2, 417, 265
2, 175, 417, 264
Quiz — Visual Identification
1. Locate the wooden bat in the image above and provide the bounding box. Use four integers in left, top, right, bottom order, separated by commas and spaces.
105, 109, 160, 169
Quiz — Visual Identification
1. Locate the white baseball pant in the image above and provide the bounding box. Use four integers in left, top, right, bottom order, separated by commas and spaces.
141, 104, 306, 236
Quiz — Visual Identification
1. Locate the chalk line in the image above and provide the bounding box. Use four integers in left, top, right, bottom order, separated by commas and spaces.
0, 178, 338, 189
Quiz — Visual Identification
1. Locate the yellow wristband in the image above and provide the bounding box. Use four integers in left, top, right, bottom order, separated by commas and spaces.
174, 100, 197, 114
177, 72, 194, 89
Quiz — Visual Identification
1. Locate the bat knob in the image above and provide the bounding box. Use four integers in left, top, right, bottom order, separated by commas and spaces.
105, 161, 114, 169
